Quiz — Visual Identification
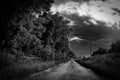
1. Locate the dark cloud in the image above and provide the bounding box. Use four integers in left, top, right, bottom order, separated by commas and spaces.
64, 14, 120, 41
53, 0, 120, 56
54, 0, 88, 5
53, 0, 120, 42
66, 14, 120, 56
54, 0, 109, 5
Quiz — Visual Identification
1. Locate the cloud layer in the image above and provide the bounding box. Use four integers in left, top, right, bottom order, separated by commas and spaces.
51, 0, 120, 41
51, 0, 120, 55
51, 0, 120, 28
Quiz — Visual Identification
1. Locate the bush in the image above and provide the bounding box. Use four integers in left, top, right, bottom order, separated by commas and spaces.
92, 47, 107, 56
109, 40, 120, 53
0, 51, 15, 69
0, 61, 55, 80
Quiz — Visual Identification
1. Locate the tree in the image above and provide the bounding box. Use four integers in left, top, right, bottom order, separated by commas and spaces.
1, 0, 76, 62
8, 11, 46, 56
109, 40, 120, 53
50, 13, 75, 61
92, 47, 107, 56
0, 0, 54, 49
2, 0, 54, 58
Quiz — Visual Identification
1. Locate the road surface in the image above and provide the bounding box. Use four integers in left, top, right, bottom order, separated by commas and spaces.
25, 59, 105, 80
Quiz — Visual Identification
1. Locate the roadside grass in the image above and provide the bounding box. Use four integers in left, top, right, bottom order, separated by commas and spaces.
76, 53, 120, 80
0, 56, 55, 80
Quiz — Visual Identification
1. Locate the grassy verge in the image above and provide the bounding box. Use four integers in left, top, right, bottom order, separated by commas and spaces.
0, 56, 56, 80
76, 53, 120, 80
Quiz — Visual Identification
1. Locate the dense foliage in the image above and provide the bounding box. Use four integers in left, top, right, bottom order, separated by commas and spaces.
92, 47, 107, 56
92, 40, 120, 56
0, 0, 75, 68
109, 40, 120, 53
0, 0, 54, 48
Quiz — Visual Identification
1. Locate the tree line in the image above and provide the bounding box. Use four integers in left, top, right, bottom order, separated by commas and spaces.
0, 0, 76, 68
92, 40, 120, 56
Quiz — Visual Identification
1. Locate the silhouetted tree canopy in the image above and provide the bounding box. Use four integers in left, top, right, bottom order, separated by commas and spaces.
109, 40, 120, 53
92, 40, 120, 56
0, 0, 54, 49
92, 47, 107, 56
0, 0, 75, 62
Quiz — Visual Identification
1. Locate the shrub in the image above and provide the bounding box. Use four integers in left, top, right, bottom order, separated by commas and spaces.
109, 40, 120, 53
92, 47, 107, 56
0, 51, 15, 69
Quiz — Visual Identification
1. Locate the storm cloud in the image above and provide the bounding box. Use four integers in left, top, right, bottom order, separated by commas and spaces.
51, 0, 120, 56
66, 14, 120, 41
54, 0, 88, 5
51, 0, 120, 41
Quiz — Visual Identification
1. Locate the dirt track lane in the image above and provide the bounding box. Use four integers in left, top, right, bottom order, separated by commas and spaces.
25, 59, 105, 80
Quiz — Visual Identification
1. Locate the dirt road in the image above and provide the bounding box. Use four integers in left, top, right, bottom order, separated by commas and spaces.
25, 59, 105, 80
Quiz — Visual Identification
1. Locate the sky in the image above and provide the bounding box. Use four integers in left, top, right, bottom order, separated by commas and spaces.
50, 0, 120, 56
